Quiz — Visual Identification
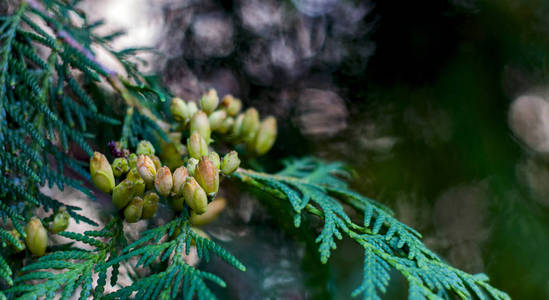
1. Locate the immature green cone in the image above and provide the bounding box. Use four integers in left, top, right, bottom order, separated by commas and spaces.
25, 217, 47, 257
218, 117, 234, 134
155, 166, 173, 197
112, 158, 130, 177
221, 151, 240, 175
230, 114, 245, 139
208, 151, 221, 169
200, 89, 219, 114
112, 179, 135, 209
190, 197, 227, 226
183, 177, 208, 214
190, 111, 211, 143
126, 168, 146, 196
137, 155, 156, 185
170, 97, 190, 123
128, 153, 138, 169
172, 166, 189, 196
241, 108, 260, 138
124, 197, 144, 223
208, 110, 226, 130
90, 152, 115, 193
187, 131, 209, 159
152, 155, 162, 170
194, 156, 219, 195
221, 95, 242, 116
186, 158, 199, 176
49, 207, 69, 234
254, 116, 277, 155
136, 140, 155, 156
142, 191, 160, 219
187, 101, 198, 118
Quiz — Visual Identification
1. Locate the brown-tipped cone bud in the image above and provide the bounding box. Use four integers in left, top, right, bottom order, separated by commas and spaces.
112, 179, 135, 209
222, 95, 242, 116
137, 155, 156, 185
90, 152, 115, 193
254, 116, 277, 155
25, 217, 47, 257
183, 177, 208, 214
200, 89, 219, 114
172, 166, 189, 196
142, 191, 160, 219
152, 155, 162, 171
218, 117, 234, 134
190, 111, 211, 143
128, 153, 138, 169
136, 140, 155, 156
124, 197, 143, 223
190, 197, 227, 226
194, 156, 219, 195
208, 110, 226, 130
208, 151, 221, 169
112, 158, 130, 177
186, 158, 199, 176
241, 108, 260, 138
221, 151, 240, 175
49, 207, 69, 234
170, 97, 190, 123
155, 166, 173, 197
187, 132, 209, 159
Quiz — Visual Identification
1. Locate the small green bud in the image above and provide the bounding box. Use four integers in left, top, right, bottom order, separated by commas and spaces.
127, 153, 138, 169
194, 156, 219, 195
151, 155, 162, 171
49, 207, 69, 234
172, 166, 189, 196
254, 116, 277, 155
136, 140, 155, 156
112, 158, 130, 177
186, 158, 199, 176
200, 89, 219, 114
208, 151, 221, 169
221, 151, 240, 175
222, 95, 242, 116
241, 108, 260, 138
230, 113, 245, 138
141, 191, 160, 219
25, 217, 47, 257
190, 197, 227, 226
137, 155, 156, 185
183, 177, 208, 214
124, 197, 143, 223
112, 179, 135, 209
190, 111, 211, 143
90, 152, 115, 194
170, 97, 190, 123
126, 168, 141, 181
187, 132, 209, 159
208, 110, 227, 130
187, 101, 198, 119
155, 166, 173, 197
218, 116, 234, 134
125, 169, 146, 197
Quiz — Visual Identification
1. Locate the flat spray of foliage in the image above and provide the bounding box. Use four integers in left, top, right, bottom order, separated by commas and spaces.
0, 1, 509, 299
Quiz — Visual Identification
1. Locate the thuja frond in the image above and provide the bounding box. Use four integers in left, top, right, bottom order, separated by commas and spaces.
7, 217, 126, 299
103, 213, 245, 300
233, 157, 510, 300
0, 0, 169, 263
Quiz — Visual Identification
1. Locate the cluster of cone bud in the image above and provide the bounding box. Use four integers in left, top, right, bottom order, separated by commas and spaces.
170, 89, 277, 156
90, 139, 241, 221
14, 207, 71, 257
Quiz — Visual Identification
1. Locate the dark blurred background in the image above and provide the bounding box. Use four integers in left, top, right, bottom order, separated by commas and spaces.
84, 0, 549, 298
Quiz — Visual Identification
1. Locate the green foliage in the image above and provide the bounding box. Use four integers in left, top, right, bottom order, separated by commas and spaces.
233, 158, 510, 300
0, 0, 169, 290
